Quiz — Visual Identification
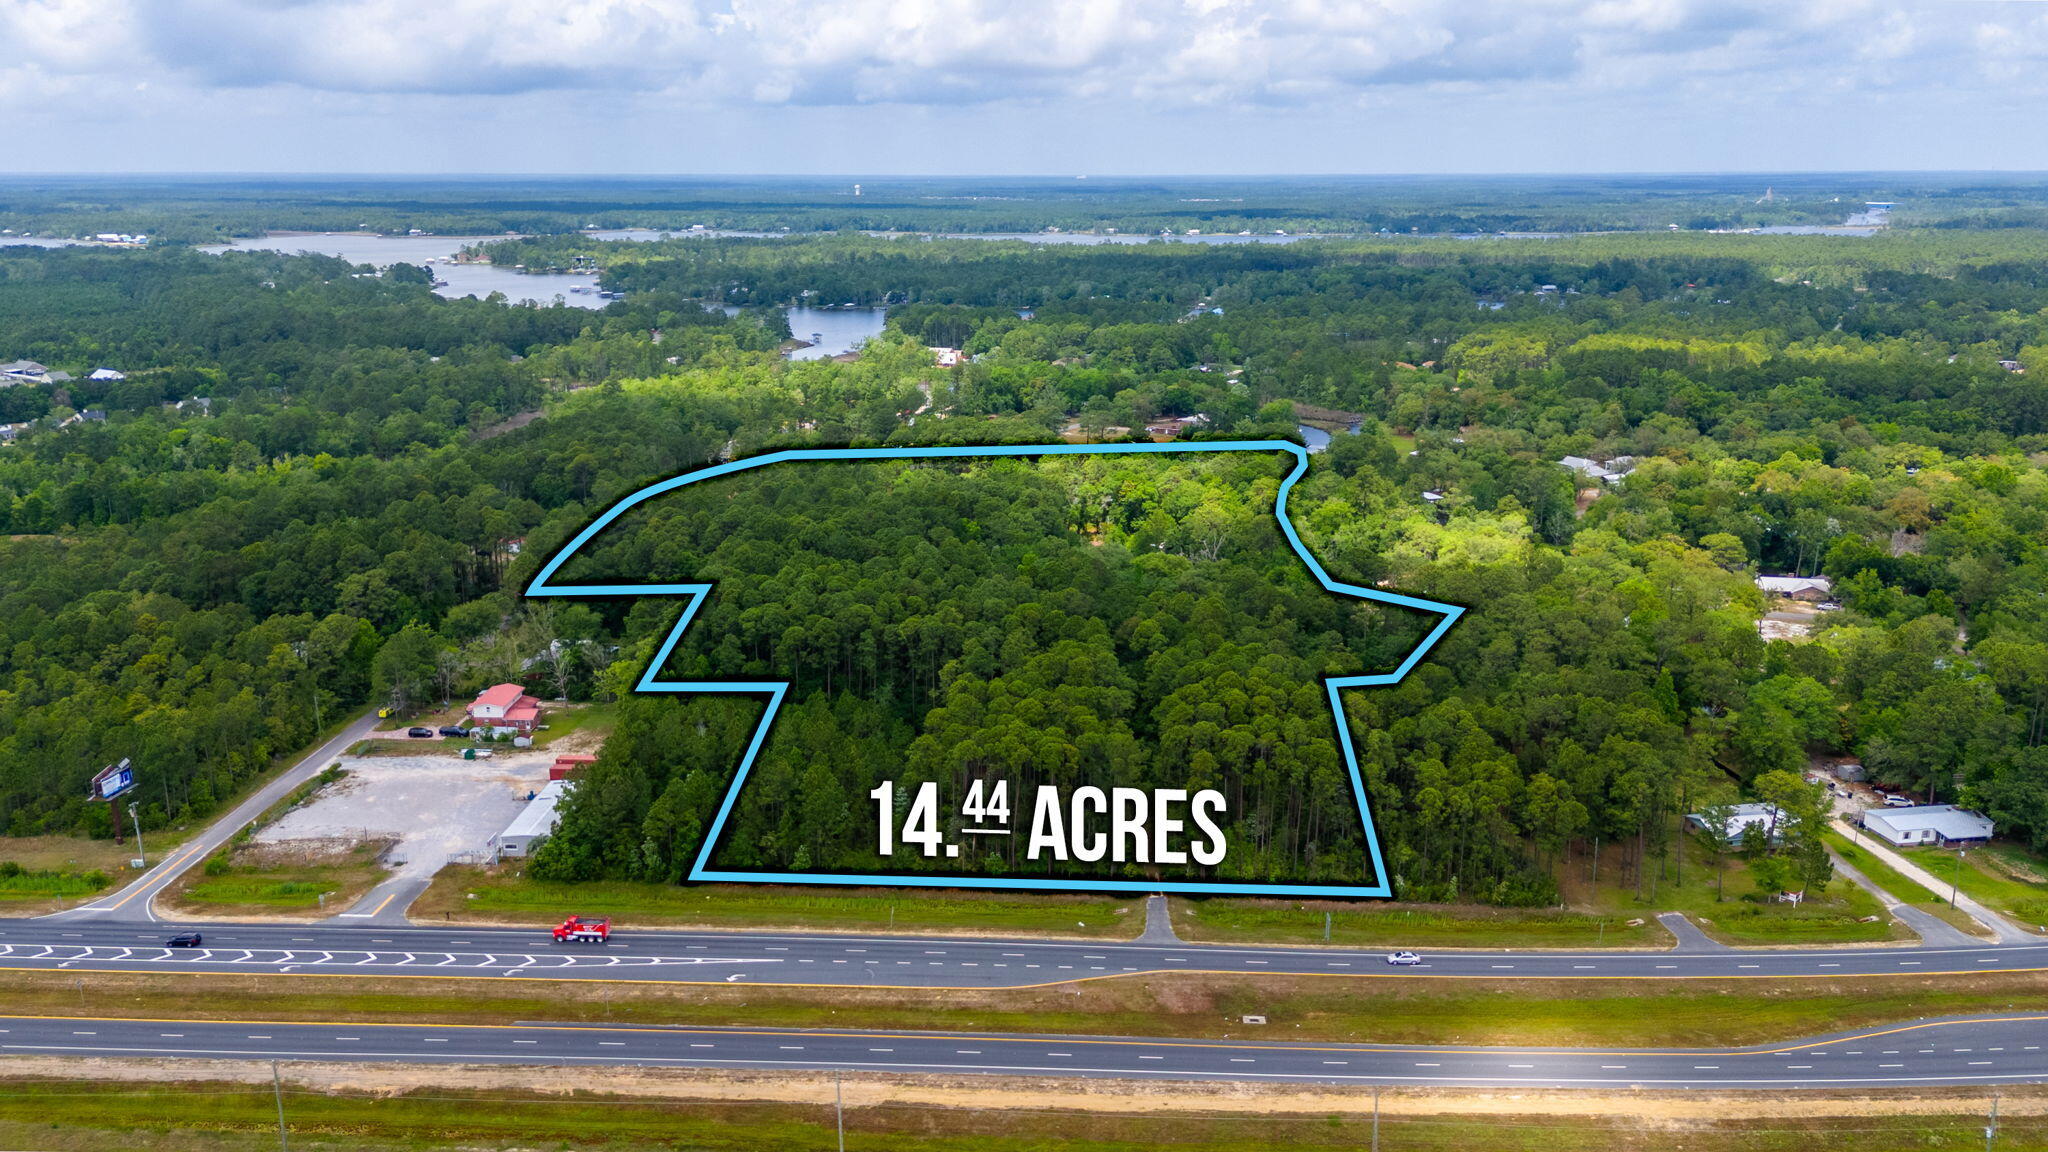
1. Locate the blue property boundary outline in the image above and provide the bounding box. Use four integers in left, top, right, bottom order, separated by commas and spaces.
527, 441, 1465, 898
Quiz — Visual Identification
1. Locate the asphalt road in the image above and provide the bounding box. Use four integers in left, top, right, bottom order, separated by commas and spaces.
3, 1012, 2045, 1088
4, 917, 2047, 987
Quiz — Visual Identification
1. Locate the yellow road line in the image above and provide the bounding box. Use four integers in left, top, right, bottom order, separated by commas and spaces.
1, 963, 2045, 993
88, 845, 201, 912
0, 1010, 2041, 1060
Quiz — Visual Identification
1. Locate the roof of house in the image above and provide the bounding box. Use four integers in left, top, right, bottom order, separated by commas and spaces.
500, 779, 571, 842
504, 700, 543, 724
472, 683, 530, 710
1756, 574, 1832, 595
1689, 802, 1785, 837
1559, 455, 1634, 482
1, 360, 46, 375
1865, 805, 1994, 838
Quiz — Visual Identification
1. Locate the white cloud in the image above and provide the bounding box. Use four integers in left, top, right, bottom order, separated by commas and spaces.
4, 0, 2045, 109
3, 0, 2048, 173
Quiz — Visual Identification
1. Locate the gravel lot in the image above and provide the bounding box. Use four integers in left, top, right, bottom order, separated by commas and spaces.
255, 751, 556, 883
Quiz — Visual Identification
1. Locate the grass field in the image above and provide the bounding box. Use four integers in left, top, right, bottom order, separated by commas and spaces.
414, 868, 1139, 938
0, 863, 111, 906
8, 966, 2048, 1049
1172, 898, 1665, 949
161, 841, 392, 916
1823, 830, 1991, 937
1551, 829, 1907, 946
1919, 842, 2048, 932
1, 1078, 2044, 1152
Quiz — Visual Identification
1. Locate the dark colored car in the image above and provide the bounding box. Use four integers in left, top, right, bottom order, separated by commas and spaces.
166, 932, 202, 947
406, 726, 434, 738
437, 725, 468, 737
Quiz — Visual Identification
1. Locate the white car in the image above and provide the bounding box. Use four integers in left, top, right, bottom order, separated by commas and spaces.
1883, 794, 1916, 807
1385, 951, 1422, 966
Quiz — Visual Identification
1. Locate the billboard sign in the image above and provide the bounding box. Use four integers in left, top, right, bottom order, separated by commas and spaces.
89, 758, 134, 802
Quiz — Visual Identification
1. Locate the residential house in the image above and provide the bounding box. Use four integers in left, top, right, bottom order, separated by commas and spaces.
89, 367, 126, 382
1, 360, 48, 385
1559, 455, 1635, 485
1860, 805, 1994, 848
1685, 802, 1787, 846
468, 682, 543, 735
1756, 574, 1833, 602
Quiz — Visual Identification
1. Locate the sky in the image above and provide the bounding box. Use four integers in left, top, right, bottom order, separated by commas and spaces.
3, 0, 2048, 175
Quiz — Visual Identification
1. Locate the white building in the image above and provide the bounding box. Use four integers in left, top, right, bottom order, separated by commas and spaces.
1685, 802, 1787, 845
1756, 574, 1833, 599
1860, 805, 1994, 848
1559, 455, 1635, 485
89, 367, 126, 382
493, 779, 571, 858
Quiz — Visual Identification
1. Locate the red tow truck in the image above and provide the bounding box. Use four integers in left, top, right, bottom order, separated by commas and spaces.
552, 915, 611, 944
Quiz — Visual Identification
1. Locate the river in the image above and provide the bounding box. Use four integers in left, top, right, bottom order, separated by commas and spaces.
198, 233, 608, 309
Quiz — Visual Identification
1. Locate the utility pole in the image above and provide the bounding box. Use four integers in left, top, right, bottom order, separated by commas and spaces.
1324, 911, 1331, 942
127, 801, 145, 866
1952, 850, 1965, 906
1987, 1090, 2000, 1151
835, 1070, 846, 1152
1371, 1085, 1380, 1152
272, 1061, 289, 1151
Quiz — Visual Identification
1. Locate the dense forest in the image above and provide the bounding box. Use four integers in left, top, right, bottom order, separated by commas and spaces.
5, 214, 2048, 903
533, 452, 1435, 891
13, 173, 2048, 243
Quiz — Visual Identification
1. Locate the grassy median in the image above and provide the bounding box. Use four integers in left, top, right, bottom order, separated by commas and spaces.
6, 966, 2048, 1048
1, 1077, 2046, 1152
414, 869, 1140, 938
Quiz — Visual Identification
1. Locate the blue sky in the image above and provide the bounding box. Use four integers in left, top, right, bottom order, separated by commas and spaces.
4, 0, 2047, 174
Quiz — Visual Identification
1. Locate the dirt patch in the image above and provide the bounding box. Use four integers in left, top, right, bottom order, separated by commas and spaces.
475, 407, 545, 440
232, 837, 398, 870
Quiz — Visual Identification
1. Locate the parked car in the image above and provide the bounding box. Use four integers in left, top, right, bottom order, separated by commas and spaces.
1884, 794, 1916, 807
166, 931, 202, 947
437, 725, 469, 737
1385, 951, 1422, 966
406, 726, 434, 738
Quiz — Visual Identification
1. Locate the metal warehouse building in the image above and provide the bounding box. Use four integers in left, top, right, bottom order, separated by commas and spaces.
492, 779, 572, 859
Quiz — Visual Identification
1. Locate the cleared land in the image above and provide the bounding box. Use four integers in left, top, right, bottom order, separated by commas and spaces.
159, 838, 394, 917
415, 870, 1140, 938
7, 967, 2048, 1048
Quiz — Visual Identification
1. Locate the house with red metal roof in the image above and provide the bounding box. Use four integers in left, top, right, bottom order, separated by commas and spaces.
468, 683, 543, 735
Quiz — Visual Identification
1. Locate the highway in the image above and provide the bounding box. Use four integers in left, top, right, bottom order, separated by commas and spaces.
3, 916, 2047, 987
3, 1012, 2046, 1088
